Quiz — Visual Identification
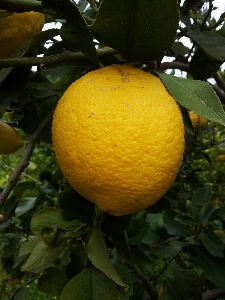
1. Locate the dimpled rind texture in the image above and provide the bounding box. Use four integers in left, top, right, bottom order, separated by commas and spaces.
52, 65, 184, 216
0, 121, 24, 154
0, 11, 45, 58
189, 111, 208, 129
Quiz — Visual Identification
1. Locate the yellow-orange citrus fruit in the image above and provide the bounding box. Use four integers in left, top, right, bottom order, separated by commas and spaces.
0, 10, 45, 58
0, 121, 24, 154
7, 278, 21, 286
52, 65, 184, 216
189, 111, 208, 129
218, 154, 225, 162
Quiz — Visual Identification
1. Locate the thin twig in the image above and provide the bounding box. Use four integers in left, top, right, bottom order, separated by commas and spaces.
0, 49, 118, 68
0, 0, 43, 12
150, 236, 180, 249
9, 276, 37, 300
201, 1, 213, 30
160, 61, 189, 72
127, 263, 158, 300
213, 73, 225, 93
210, 83, 225, 104
202, 289, 225, 300
153, 250, 182, 282
0, 109, 54, 209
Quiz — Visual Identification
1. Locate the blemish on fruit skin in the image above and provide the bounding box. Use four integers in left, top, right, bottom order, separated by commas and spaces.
88, 113, 94, 118
114, 65, 130, 82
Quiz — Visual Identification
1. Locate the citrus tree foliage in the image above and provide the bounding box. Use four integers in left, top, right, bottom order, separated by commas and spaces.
0, 0, 225, 299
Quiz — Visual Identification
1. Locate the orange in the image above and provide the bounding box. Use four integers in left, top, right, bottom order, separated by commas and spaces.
0, 10, 45, 58
52, 65, 184, 216
189, 111, 207, 129
0, 121, 24, 154
217, 154, 225, 162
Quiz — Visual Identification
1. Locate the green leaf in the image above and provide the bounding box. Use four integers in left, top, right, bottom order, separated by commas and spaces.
21, 239, 68, 272
199, 202, 218, 225
163, 210, 190, 236
101, 213, 132, 237
61, 266, 120, 300
19, 237, 42, 257
200, 230, 224, 258
36, 267, 68, 295
190, 186, 212, 222
90, 0, 179, 62
188, 30, 225, 61
68, 238, 87, 268
171, 266, 202, 300
114, 264, 133, 298
126, 219, 149, 244
40, 41, 96, 92
42, 0, 99, 65
15, 197, 37, 218
30, 207, 80, 237
58, 187, 95, 224
159, 73, 225, 125
0, 67, 31, 103
87, 224, 127, 287
196, 247, 225, 291
189, 48, 222, 80
209, 206, 225, 221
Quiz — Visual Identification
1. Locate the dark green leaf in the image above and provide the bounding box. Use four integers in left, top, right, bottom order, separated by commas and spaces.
37, 267, 68, 294
171, 266, 202, 300
126, 219, 149, 244
42, 0, 99, 65
61, 266, 120, 300
163, 211, 190, 236
87, 224, 127, 287
129, 245, 152, 265
189, 49, 222, 80
159, 73, 225, 125
90, 0, 179, 62
209, 206, 225, 221
196, 247, 225, 291
114, 264, 133, 297
19, 237, 42, 257
188, 30, 225, 61
15, 197, 37, 218
200, 230, 224, 258
146, 196, 172, 214
30, 207, 80, 236
0, 67, 31, 103
68, 238, 87, 268
190, 186, 212, 222
199, 202, 218, 225
58, 187, 95, 224
21, 239, 68, 272
101, 213, 132, 237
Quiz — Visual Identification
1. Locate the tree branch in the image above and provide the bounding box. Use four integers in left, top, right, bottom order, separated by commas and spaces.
202, 289, 225, 300
0, 48, 118, 68
160, 61, 189, 72
213, 73, 225, 93
0, 109, 54, 209
127, 263, 158, 300
0, 0, 43, 13
210, 83, 225, 104
150, 236, 180, 249
9, 276, 37, 300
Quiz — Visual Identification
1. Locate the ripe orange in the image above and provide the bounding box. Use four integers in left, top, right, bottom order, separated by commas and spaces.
0, 121, 24, 154
217, 154, 225, 162
52, 65, 184, 216
189, 111, 207, 129
0, 10, 45, 58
